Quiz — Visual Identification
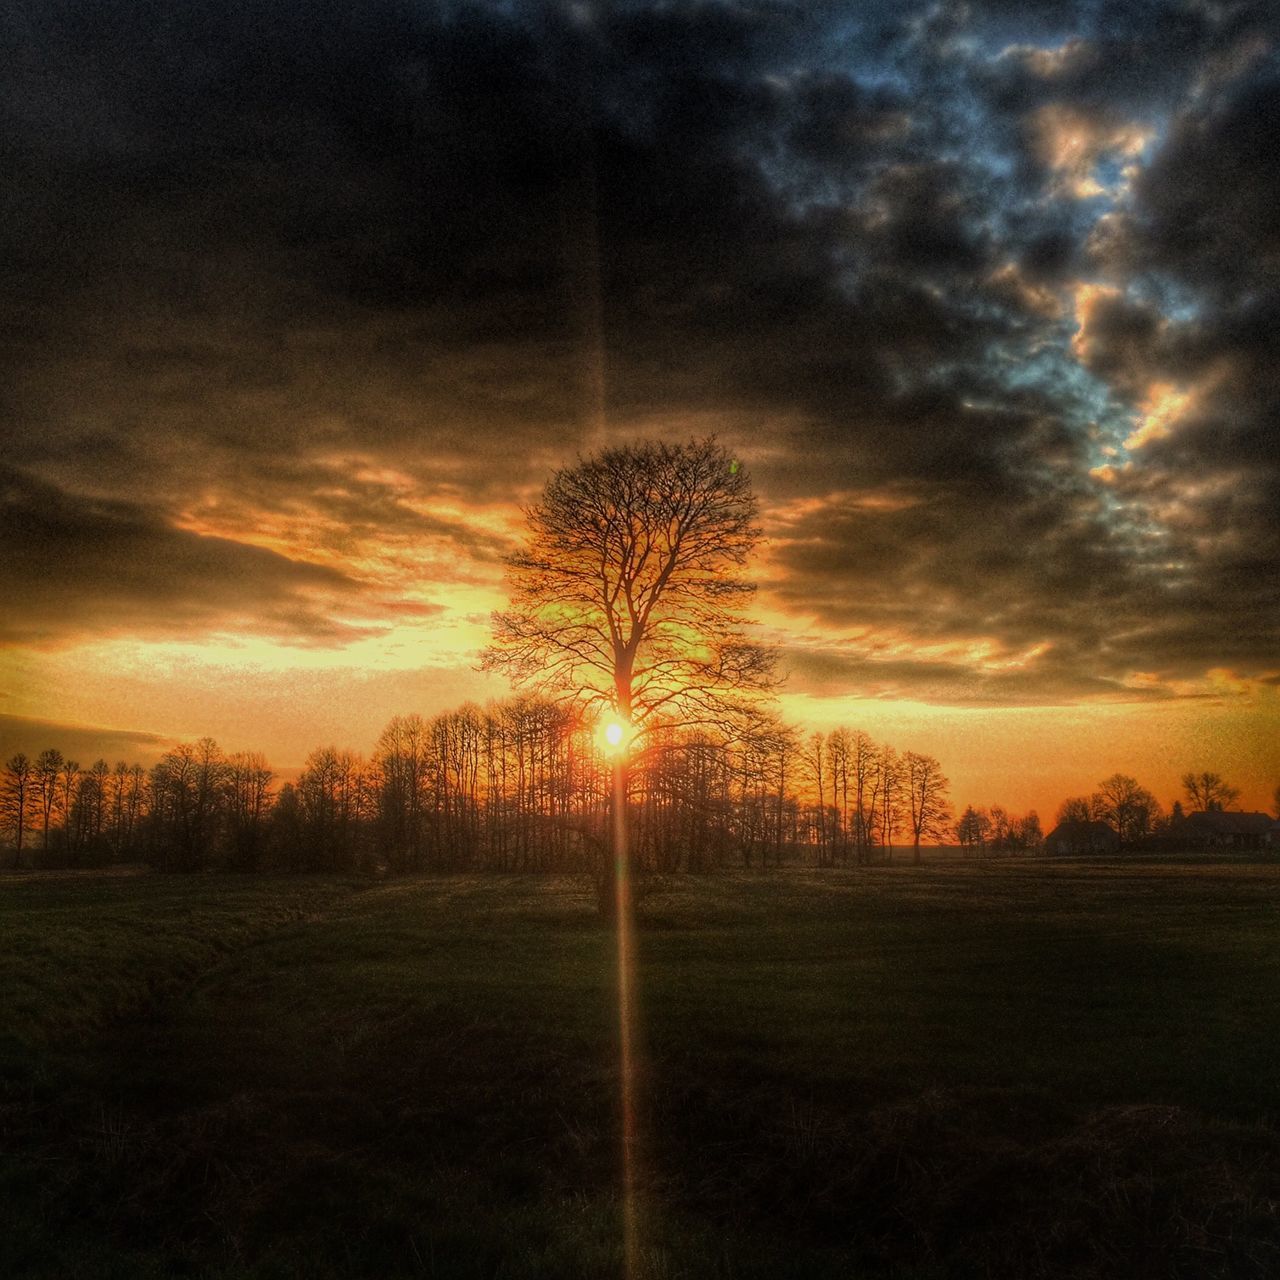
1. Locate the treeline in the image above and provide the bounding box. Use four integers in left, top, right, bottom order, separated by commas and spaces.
5, 709, 1263, 872
0, 699, 952, 873
1049, 769, 1268, 847
954, 805, 1044, 854
1055, 773, 1165, 845
955, 771, 1254, 855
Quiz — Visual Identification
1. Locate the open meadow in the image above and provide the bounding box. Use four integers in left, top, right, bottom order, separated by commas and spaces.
3, 861, 1279, 1278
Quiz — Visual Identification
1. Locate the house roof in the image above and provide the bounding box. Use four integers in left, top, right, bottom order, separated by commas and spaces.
1182, 810, 1276, 835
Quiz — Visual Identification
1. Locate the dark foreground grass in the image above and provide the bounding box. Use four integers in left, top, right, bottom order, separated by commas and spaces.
2, 863, 1279, 1278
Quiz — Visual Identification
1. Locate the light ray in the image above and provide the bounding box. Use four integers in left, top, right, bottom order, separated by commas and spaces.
613, 748, 640, 1279
569, 28, 642, 1252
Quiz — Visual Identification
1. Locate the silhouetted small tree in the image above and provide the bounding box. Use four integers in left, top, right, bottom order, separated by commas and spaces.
34, 748, 63, 856
955, 805, 986, 853
225, 751, 274, 871
904, 752, 950, 865
1097, 773, 1161, 846
1181, 771, 1240, 813
1, 753, 34, 867
1056, 794, 1108, 825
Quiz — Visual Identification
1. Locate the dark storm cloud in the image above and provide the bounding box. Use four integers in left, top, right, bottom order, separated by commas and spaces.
1074, 53, 1280, 690
0, 466, 383, 645
1, 0, 1277, 697
0, 714, 172, 767
1095, 67, 1280, 296
780, 646, 1183, 708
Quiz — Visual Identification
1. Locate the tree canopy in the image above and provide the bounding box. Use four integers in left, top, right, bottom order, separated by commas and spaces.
1181, 771, 1240, 813
482, 438, 775, 734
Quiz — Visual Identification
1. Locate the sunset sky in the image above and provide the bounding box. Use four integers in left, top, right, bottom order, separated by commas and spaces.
2, 0, 1277, 821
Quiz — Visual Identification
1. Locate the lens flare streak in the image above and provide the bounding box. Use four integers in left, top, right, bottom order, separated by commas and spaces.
613, 756, 640, 1278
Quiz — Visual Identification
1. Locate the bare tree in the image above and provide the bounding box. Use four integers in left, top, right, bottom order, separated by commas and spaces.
483, 437, 775, 729
483, 438, 776, 912
1181, 771, 1241, 813
805, 732, 829, 865
1097, 773, 1161, 846
35, 748, 63, 854
955, 805, 989, 854
2, 753, 35, 867
878, 744, 902, 862
904, 752, 950, 865
1056, 794, 1108, 825
988, 804, 1011, 850
826, 728, 850, 864
848, 730, 879, 864
767, 717, 799, 869
83, 759, 110, 851
149, 739, 227, 871
969, 804, 1042, 853
57, 759, 80, 859
1056, 796, 1089, 825
297, 746, 368, 872
225, 751, 274, 871
1018, 812, 1044, 850
376, 714, 431, 873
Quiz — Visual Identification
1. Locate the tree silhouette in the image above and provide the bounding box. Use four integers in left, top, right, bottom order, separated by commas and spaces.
1181, 771, 1240, 813
2, 753, 34, 867
955, 804, 988, 853
225, 751, 274, 871
1056, 795, 1107, 825
903, 751, 950, 865
483, 437, 775, 727
35, 748, 63, 854
483, 437, 776, 910
1097, 773, 1161, 845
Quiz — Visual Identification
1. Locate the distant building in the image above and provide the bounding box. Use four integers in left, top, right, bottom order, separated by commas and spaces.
1178, 811, 1277, 851
1044, 820, 1120, 855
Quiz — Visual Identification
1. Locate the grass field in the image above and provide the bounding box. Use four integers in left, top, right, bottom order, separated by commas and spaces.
2, 862, 1279, 1278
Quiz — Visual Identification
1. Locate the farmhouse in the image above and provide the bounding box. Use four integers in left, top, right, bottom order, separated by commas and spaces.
1178, 810, 1277, 851
1044, 820, 1120, 856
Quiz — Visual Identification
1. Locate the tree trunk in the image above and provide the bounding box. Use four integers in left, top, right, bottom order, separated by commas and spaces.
597, 755, 631, 922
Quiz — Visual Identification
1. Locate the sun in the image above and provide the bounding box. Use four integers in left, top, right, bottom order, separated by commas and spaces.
598, 713, 634, 756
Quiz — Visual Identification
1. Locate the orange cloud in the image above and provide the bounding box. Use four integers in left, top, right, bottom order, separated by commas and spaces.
1033, 105, 1152, 198
1123, 383, 1192, 450
1000, 39, 1095, 80
1070, 282, 1123, 359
